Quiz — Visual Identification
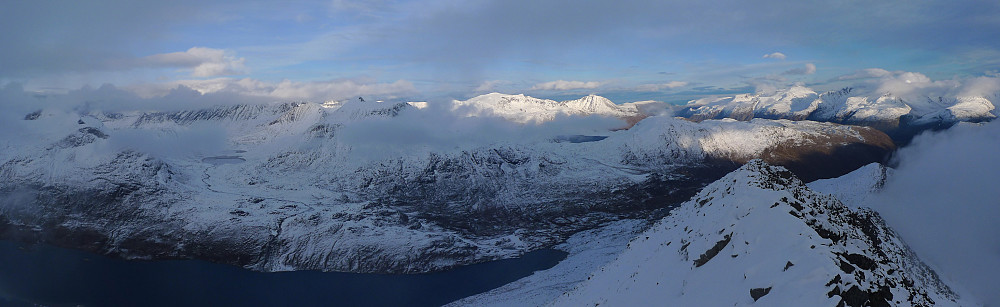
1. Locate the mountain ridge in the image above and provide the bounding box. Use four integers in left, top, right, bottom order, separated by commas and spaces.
552, 160, 962, 306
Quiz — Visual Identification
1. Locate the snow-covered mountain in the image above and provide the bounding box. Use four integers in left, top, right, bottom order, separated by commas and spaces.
453, 93, 645, 127
676, 85, 997, 142
0, 97, 895, 274
552, 160, 964, 306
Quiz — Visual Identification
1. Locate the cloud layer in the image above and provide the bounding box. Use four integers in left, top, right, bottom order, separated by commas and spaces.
531, 80, 603, 91
783, 63, 816, 75
133, 78, 416, 102
634, 81, 689, 92
140, 47, 247, 77
873, 122, 1000, 305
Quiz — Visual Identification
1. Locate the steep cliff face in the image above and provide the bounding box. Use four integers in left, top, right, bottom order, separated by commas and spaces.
553, 160, 962, 306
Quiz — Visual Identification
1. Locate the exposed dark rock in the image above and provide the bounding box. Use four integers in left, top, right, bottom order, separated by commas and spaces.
24, 110, 41, 120
825, 274, 842, 287
693, 233, 731, 267
842, 285, 867, 306
813, 225, 843, 244
844, 253, 876, 271
839, 259, 856, 274
750, 287, 772, 301
837, 285, 892, 307
78, 127, 109, 139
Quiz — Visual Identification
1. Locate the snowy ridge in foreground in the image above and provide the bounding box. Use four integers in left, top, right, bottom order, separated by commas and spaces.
553, 160, 963, 306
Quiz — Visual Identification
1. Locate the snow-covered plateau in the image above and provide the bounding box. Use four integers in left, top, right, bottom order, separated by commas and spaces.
0, 92, 902, 274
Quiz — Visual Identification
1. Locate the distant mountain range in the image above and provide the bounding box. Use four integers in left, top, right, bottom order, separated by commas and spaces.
673, 85, 997, 143
451, 88, 996, 144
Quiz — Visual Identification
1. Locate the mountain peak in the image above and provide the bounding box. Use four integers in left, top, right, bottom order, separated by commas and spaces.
719, 159, 804, 191
554, 160, 960, 306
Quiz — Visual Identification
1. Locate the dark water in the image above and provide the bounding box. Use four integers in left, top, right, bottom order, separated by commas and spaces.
201, 155, 246, 165
553, 135, 609, 143
0, 241, 566, 307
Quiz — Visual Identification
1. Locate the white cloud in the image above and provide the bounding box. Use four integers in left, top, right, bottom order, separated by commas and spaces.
762, 52, 787, 60
873, 71, 940, 96
160, 77, 416, 102
873, 122, 1000, 306
268, 79, 415, 101
474, 80, 509, 92
837, 68, 893, 80
141, 47, 247, 77
783, 63, 816, 75
828, 69, 1000, 102
634, 81, 689, 92
530, 80, 603, 91
959, 76, 1000, 97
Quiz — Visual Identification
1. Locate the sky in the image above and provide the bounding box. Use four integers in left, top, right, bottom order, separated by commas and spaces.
3, 0, 1000, 103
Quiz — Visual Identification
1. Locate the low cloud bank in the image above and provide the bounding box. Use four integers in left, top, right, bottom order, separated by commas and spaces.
834, 69, 1000, 102
338, 100, 624, 161
872, 122, 1000, 305
104, 123, 229, 159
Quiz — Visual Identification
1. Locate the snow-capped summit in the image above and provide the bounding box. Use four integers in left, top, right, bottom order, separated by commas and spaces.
947, 96, 996, 122
553, 160, 962, 306
563, 94, 633, 116
452, 93, 641, 125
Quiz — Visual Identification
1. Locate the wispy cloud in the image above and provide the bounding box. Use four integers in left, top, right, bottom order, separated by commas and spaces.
762, 52, 787, 60
139, 47, 247, 77
634, 81, 689, 92
174, 78, 415, 102
783, 63, 816, 75
474, 80, 509, 92
530, 80, 603, 91
836, 68, 893, 80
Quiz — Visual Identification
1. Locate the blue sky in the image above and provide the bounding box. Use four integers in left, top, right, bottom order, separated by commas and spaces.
3, 0, 1000, 103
